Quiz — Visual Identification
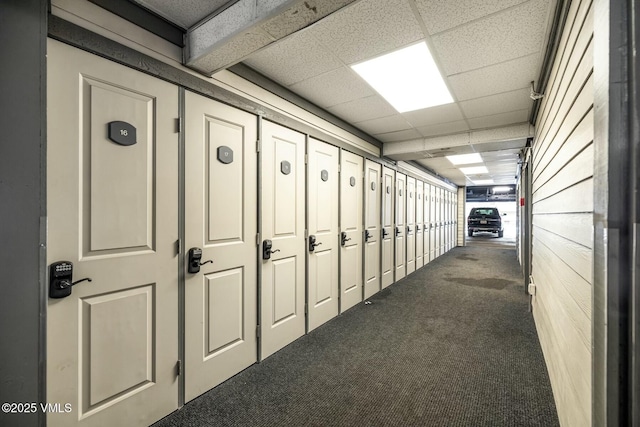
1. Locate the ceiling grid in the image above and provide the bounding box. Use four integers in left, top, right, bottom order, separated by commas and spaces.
132, 0, 556, 185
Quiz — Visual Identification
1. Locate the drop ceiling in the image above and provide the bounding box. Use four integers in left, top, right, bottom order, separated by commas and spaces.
132, 0, 556, 186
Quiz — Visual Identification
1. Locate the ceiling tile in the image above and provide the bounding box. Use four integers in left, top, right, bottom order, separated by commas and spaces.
467, 109, 529, 129
416, 120, 470, 137
244, 31, 342, 86
355, 114, 412, 135
133, 0, 230, 28
288, 67, 375, 108
327, 95, 397, 123
460, 88, 533, 118
402, 103, 465, 127
432, 0, 551, 75
307, 0, 424, 64
448, 53, 540, 101
415, 0, 529, 35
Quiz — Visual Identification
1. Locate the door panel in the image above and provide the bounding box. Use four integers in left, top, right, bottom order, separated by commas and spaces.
47, 40, 178, 427
435, 187, 442, 258
448, 191, 453, 251
307, 138, 339, 331
429, 185, 436, 261
423, 183, 430, 264
395, 173, 407, 280
340, 150, 364, 312
184, 93, 258, 401
416, 181, 424, 269
261, 121, 306, 359
364, 160, 382, 299
406, 177, 416, 274
381, 167, 395, 288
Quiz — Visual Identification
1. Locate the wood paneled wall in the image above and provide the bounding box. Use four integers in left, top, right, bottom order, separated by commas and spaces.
530, 0, 593, 425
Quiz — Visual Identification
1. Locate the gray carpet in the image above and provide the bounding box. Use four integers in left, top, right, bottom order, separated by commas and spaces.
155, 246, 559, 427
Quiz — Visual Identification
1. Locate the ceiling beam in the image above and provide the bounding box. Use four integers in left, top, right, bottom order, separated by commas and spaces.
382, 123, 535, 160
186, 0, 357, 75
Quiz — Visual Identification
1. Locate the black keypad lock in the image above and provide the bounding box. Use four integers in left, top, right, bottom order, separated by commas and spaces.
49, 261, 92, 299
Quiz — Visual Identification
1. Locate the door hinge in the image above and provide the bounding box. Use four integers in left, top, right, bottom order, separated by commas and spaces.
256, 140, 261, 153
175, 118, 181, 133
256, 233, 261, 246
304, 303, 308, 315
305, 229, 308, 239
338, 164, 341, 173
176, 239, 181, 255
305, 154, 308, 164
256, 325, 261, 339
176, 360, 182, 376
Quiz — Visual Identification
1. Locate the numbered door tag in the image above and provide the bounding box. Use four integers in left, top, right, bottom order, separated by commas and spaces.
108, 121, 137, 146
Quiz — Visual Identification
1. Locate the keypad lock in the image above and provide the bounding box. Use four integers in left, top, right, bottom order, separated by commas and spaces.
263, 240, 280, 260
49, 261, 92, 299
188, 248, 213, 274
309, 235, 322, 252
341, 232, 351, 246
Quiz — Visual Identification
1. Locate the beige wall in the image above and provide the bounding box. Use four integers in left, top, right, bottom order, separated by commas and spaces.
530, 0, 593, 425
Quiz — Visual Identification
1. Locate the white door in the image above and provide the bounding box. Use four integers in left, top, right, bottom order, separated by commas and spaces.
423, 183, 430, 264
395, 173, 407, 280
364, 160, 382, 299
47, 40, 178, 427
416, 181, 424, 269
448, 191, 453, 251
381, 167, 395, 288
440, 188, 446, 255
429, 185, 436, 261
406, 177, 416, 274
443, 190, 448, 252
260, 121, 306, 359
184, 93, 258, 402
307, 138, 339, 331
454, 193, 458, 247
340, 150, 364, 312
435, 187, 442, 257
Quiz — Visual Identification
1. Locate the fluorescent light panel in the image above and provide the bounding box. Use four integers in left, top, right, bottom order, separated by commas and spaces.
446, 153, 482, 165
472, 179, 494, 185
351, 42, 453, 113
460, 166, 488, 175
492, 186, 512, 193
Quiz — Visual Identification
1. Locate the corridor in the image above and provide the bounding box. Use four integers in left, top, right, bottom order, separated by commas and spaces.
155, 246, 557, 427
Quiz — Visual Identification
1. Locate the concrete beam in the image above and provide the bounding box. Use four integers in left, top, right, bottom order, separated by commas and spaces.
383, 123, 535, 159
186, 0, 356, 74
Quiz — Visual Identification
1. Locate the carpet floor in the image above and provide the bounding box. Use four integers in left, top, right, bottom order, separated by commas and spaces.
154, 246, 559, 427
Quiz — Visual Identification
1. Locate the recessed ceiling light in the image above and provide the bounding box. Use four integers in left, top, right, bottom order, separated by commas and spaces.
446, 153, 482, 165
460, 166, 488, 175
351, 42, 453, 113
472, 179, 494, 185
